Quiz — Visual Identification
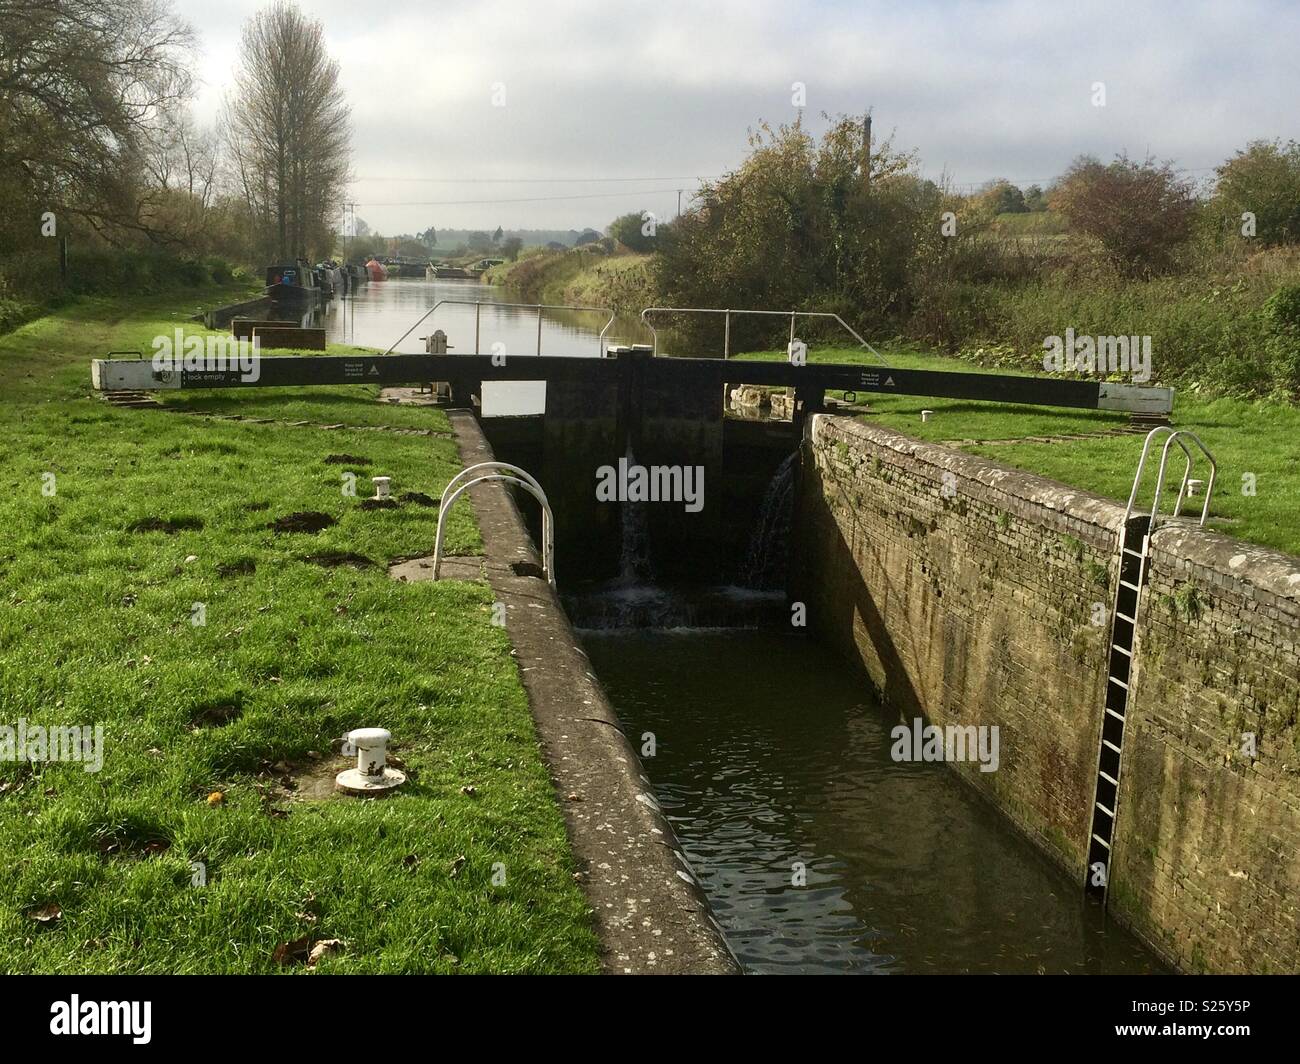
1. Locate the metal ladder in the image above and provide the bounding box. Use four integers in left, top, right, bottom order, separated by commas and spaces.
1085, 427, 1217, 903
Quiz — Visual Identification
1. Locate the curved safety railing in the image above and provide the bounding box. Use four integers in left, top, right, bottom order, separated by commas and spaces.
638, 307, 888, 365
383, 300, 616, 358
434, 462, 555, 590
1123, 425, 1218, 531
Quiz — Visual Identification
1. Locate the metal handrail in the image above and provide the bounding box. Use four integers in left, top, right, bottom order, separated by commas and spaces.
382, 300, 616, 358
638, 307, 889, 365
1123, 426, 1218, 531
434, 462, 555, 589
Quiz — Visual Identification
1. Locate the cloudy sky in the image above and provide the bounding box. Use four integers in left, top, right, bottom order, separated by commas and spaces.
174, 0, 1299, 236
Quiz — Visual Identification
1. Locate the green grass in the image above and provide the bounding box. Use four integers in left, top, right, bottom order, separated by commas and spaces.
0, 291, 600, 973
738, 345, 1300, 556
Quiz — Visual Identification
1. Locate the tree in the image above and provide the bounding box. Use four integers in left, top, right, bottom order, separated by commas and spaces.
1212, 140, 1300, 246
466, 231, 492, 253
418, 225, 437, 248
574, 228, 601, 246
979, 180, 1026, 214
226, 1, 351, 261
492, 226, 503, 245
608, 210, 658, 252
653, 113, 937, 344
1023, 184, 1047, 211
501, 236, 524, 261
0, 0, 194, 242
1052, 154, 1197, 275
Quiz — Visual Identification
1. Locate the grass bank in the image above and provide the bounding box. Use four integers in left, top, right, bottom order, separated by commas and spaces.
485, 247, 654, 314
738, 345, 1300, 557
0, 290, 600, 973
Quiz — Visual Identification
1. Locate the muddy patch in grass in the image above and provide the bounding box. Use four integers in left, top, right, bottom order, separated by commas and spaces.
323, 453, 372, 466
189, 699, 243, 730
128, 515, 204, 534
302, 551, 375, 570
270, 511, 336, 534
96, 830, 172, 862
258, 753, 353, 802
359, 497, 399, 511
399, 491, 438, 507
217, 558, 257, 577
244, 500, 271, 512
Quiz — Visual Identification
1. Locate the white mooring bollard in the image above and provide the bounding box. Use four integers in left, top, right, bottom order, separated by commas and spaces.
336, 728, 406, 794
921, 410, 934, 423
372, 476, 392, 499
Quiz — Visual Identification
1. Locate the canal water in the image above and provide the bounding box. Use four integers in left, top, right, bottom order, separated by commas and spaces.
581, 628, 1166, 974
320, 275, 646, 415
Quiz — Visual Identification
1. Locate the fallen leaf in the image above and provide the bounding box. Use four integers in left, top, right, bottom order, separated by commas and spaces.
402, 854, 419, 869
449, 855, 466, 878
307, 939, 343, 967
28, 903, 61, 923
459, 785, 476, 797
206, 791, 224, 806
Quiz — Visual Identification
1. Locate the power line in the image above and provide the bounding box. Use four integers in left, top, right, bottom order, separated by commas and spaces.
351, 188, 691, 207
352, 175, 719, 184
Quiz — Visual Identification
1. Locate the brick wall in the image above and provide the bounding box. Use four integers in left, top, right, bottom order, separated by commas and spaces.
797, 414, 1300, 973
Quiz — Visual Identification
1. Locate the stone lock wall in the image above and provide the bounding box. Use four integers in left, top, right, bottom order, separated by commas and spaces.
1112, 529, 1300, 973
796, 414, 1300, 973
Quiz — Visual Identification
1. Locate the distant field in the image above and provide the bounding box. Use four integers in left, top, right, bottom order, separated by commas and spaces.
986, 210, 1071, 238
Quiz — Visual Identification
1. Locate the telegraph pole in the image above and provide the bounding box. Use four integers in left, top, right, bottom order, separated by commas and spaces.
863, 111, 872, 188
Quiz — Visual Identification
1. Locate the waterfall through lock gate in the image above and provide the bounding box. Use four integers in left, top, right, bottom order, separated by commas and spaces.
741, 452, 797, 590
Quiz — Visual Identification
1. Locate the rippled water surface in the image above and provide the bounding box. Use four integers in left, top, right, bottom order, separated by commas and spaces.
582, 628, 1166, 975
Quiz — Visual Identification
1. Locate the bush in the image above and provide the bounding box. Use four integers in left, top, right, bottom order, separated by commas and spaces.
1052, 154, 1198, 275
1212, 140, 1300, 246
0, 246, 244, 336
1263, 283, 1300, 331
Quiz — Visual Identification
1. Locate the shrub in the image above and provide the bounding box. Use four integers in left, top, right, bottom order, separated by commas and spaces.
1212, 140, 1300, 246
1052, 154, 1198, 275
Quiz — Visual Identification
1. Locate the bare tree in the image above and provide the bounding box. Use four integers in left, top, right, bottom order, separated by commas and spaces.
226, 1, 351, 261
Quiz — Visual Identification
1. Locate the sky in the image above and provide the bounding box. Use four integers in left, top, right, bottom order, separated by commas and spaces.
173, 0, 1300, 237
